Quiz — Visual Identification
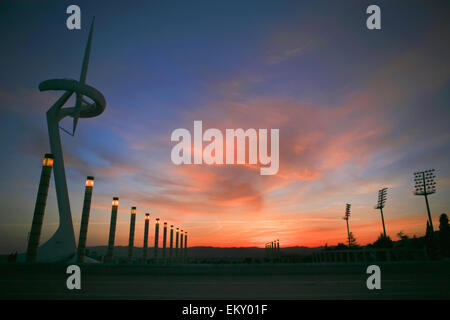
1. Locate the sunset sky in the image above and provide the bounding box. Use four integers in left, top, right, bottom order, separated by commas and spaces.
1, 0, 450, 253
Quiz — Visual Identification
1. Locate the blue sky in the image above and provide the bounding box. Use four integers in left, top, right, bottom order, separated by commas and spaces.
0, 0, 449, 252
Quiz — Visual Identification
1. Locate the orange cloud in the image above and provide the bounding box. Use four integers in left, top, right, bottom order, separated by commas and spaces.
65, 16, 450, 250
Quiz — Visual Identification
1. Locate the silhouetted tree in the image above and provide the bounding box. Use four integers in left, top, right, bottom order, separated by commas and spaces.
335, 243, 348, 250
397, 231, 409, 241
372, 233, 393, 248
410, 235, 422, 249
348, 232, 358, 248
439, 213, 450, 258
395, 231, 410, 247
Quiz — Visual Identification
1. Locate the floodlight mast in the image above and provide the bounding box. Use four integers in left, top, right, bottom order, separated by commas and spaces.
414, 169, 436, 232
343, 203, 351, 247
374, 188, 388, 237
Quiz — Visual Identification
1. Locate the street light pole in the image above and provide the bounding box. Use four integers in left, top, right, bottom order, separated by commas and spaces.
154, 218, 160, 261
169, 225, 174, 262
180, 230, 184, 262
127, 207, 136, 263
77, 176, 95, 263
163, 222, 167, 262
26, 154, 54, 263
105, 197, 119, 263
184, 231, 188, 262
176, 228, 179, 260
143, 213, 150, 263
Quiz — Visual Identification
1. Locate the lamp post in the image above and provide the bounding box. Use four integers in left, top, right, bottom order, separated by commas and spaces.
105, 197, 119, 263
154, 218, 160, 261
127, 207, 137, 263
414, 169, 437, 232
76, 176, 94, 263
169, 225, 174, 262
143, 213, 150, 263
175, 228, 179, 260
343, 203, 351, 248
180, 230, 184, 262
184, 231, 188, 262
374, 188, 388, 237
26, 153, 54, 263
162, 222, 167, 261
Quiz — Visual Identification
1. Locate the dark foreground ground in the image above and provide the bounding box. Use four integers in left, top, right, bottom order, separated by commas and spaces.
0, 261, 449, 299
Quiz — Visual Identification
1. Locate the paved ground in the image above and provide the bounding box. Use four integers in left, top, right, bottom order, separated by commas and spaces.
1, 261, 449, 299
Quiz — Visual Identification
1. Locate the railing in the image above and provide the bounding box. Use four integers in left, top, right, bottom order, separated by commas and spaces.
312, 247, 428, 264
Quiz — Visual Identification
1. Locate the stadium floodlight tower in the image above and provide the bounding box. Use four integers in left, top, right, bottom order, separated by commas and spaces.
36, 18, 106, 262
343, 203, 351, 247
414, 169, 437, 232
374, 188, 388, 237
